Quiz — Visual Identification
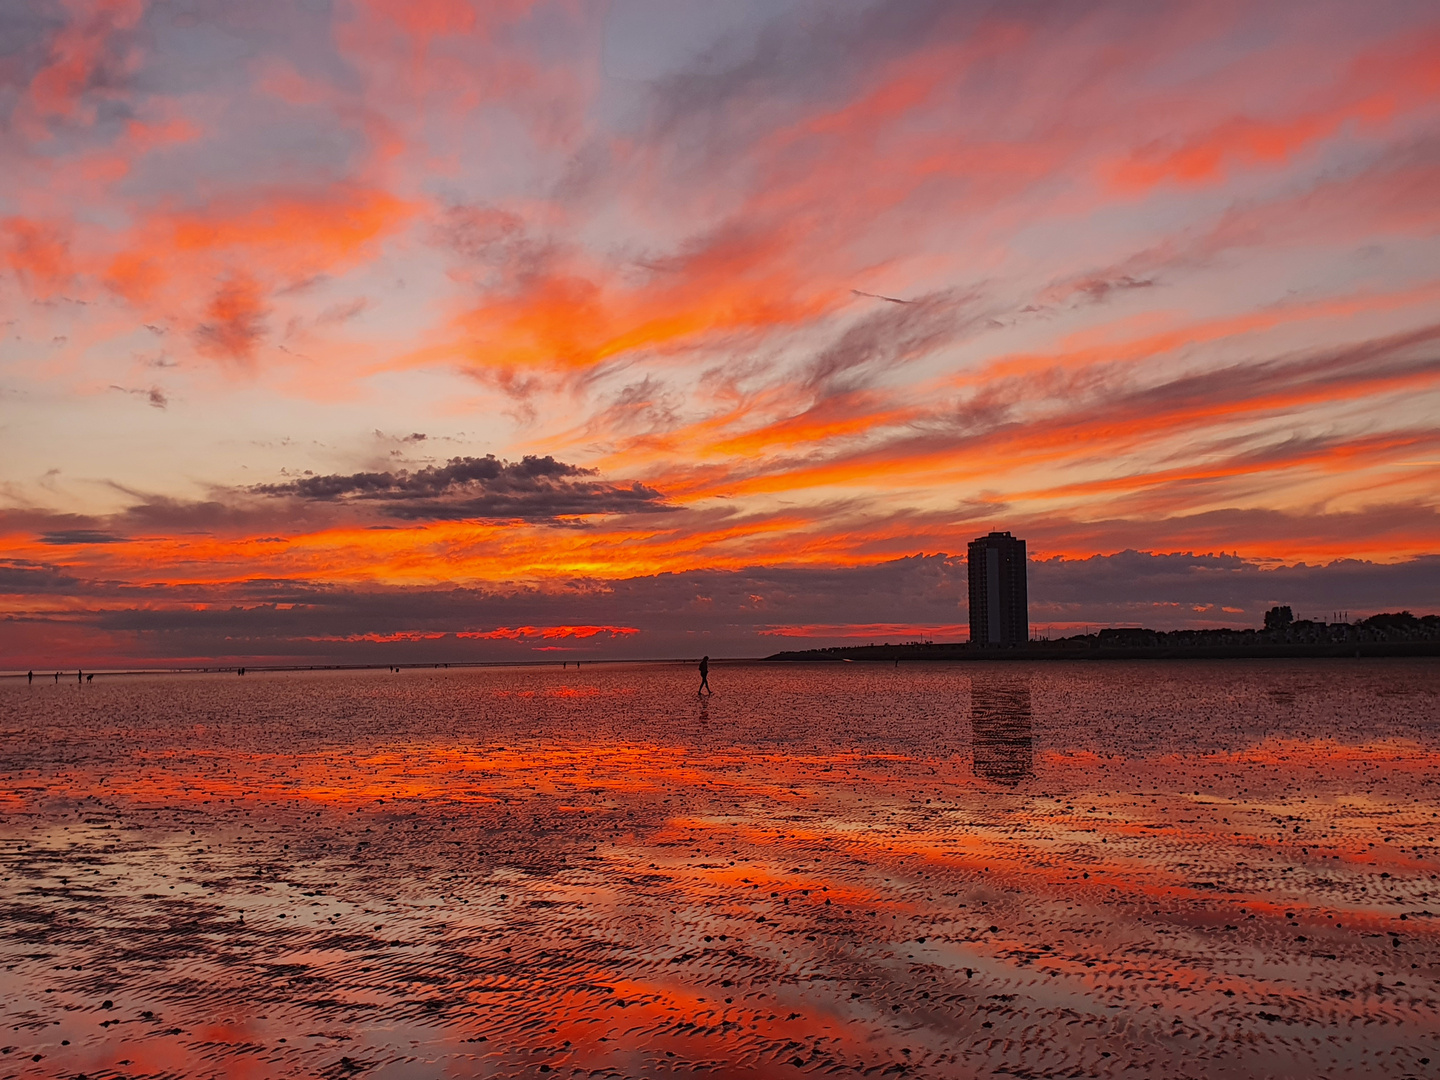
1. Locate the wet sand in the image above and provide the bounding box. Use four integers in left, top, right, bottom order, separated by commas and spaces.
2, 661, 1437, 1078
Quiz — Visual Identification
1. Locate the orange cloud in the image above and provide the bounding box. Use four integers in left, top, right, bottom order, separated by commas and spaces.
759, 623, 969, 640
1109, 28, 1440, 191
89, 184, 417, 362
427, 221, 840, 374
19, 0, 144, 129
456, 625, 640, 640
0, 216, 74, 297
193, 275, 268, 363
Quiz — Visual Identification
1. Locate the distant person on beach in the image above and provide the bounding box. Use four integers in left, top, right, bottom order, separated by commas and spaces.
53, 672, 59, 683
78, 670, 83, 684
27, 670, 32, 684
698, 655, 712, 696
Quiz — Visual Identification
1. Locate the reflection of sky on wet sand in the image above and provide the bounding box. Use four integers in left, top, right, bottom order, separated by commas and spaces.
2, 662, 1438, 1078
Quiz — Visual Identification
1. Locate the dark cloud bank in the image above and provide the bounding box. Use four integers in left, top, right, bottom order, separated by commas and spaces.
17, 454, 673, 547
4, 551, 1437, 667
252, 455, 672, 521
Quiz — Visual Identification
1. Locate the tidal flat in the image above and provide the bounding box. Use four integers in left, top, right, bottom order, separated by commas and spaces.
1, 660, 1437, 1079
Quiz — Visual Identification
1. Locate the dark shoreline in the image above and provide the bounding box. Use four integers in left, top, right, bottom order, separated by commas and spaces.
0, 658, 711, 679
7, 645, 1438, 679
765, 641, 1440, 662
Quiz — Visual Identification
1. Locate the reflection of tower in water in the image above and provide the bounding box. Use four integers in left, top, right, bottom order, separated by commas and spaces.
971, 675, 1034, 786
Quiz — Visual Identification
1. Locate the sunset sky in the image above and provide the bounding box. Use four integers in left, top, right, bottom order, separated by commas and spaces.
3, 0, 1439, 666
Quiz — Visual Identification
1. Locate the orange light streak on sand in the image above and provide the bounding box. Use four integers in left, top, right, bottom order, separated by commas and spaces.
30, 742, 816, 811
26, 734, 1436, 921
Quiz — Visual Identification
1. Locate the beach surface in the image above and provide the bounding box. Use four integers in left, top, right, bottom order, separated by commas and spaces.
2, 660, 1438, 1078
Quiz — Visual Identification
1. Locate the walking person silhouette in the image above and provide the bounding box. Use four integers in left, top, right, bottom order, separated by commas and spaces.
697, 655, 712, 696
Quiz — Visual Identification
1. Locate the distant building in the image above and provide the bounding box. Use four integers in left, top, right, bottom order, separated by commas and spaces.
968, 531, 1028, 646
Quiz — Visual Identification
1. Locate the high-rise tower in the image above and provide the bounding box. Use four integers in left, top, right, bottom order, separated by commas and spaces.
967, 531, 1028, 646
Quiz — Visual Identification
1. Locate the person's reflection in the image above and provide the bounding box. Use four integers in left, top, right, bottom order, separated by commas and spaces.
971, 673, 1034, 785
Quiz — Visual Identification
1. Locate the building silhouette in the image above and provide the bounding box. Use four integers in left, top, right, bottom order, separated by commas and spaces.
968, 531, 1028, 646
